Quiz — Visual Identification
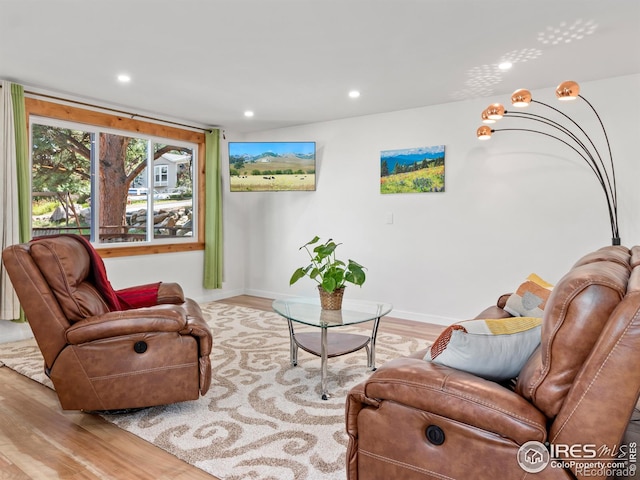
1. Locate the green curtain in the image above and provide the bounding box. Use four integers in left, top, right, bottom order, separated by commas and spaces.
11, 84, 29, 322
0, 82, 28, 322
11, 84, 30, 244
203, 129, 223, 289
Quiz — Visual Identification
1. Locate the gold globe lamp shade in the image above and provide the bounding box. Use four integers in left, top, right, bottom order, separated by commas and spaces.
485, 103, 505, 120
481, 109, 496, 124
556, 81, 580, 101
476, 125, 493, 140
511, 89, 532, 108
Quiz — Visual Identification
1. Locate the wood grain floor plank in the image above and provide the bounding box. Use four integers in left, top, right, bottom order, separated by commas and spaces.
0, 366, 218, 480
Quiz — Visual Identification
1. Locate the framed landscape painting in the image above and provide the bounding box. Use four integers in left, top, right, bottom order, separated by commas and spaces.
380, 145, 445, 194
228, 141, 316, 192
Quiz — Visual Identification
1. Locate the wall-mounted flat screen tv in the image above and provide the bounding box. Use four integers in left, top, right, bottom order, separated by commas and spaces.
228, 141, 316, 192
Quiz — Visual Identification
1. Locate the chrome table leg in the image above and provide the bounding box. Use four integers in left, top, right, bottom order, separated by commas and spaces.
287, 318, 298, 366
321, 327, 328, 400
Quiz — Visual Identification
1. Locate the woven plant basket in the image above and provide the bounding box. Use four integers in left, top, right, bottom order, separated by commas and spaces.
318, 286, 345, 310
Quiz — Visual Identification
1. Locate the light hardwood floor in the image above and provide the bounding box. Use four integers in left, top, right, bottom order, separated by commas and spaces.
0, 295, 443, 480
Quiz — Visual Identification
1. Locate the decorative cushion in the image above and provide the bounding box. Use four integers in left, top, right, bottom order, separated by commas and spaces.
504, 273, 553, 317
424, 317, 543, 381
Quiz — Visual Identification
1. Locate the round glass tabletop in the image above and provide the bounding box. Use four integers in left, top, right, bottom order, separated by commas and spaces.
272, 298, 393, 328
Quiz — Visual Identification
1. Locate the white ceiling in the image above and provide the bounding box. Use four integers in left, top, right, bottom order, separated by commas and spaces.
1, 0, 639, 133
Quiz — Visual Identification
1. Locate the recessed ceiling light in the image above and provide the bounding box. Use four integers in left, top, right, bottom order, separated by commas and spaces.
117, 74, 131, 83
244, 110, 254, 117
498, 62, 513, 71
348, 90, 361, 98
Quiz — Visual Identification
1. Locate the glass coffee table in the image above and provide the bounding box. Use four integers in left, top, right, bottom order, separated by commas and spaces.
272, 297, 392, 400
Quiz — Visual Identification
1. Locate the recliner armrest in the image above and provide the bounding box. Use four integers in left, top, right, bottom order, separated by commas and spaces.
65, 305, 188, 344
180, 314, 213, 395
180, 311, 213, 357
114, 281, 185, 308
175, 298, 213, 395
474, 293, 513, 319
496, 292, 512, 309
360, 357, 548, 444
157, 282, 185, 304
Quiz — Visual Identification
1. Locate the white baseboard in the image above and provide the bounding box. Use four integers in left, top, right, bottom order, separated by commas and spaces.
387, 309, 456, 327
194, 287, 246, 304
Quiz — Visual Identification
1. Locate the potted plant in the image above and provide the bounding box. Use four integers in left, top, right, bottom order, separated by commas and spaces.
289, 236, 367, 309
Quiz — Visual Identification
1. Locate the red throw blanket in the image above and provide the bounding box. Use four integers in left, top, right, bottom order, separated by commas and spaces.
35, 234, 160, 311
113, 283, 162, 310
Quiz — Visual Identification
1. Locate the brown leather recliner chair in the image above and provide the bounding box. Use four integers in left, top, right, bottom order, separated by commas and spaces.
2, 235, 212, 411
346, 246, 640, 480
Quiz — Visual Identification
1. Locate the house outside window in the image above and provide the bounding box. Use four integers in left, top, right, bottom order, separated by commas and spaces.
25, 98, 206, 256
154, 165, 169, 186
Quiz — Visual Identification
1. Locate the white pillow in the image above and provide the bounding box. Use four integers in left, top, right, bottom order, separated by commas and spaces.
424, 316, 542, 382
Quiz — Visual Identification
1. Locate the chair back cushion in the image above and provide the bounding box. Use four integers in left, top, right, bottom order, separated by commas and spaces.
516, 247, 630, 418
548, 274, 640, 460
30, 236, 109, 322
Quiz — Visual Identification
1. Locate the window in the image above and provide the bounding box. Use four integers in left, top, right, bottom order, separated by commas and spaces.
154, 165, 169, 186
26, 98, 205, 256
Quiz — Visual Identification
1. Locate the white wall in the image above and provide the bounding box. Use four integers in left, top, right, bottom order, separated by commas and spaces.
225, 74, 640, 325
101, 75, 639, 325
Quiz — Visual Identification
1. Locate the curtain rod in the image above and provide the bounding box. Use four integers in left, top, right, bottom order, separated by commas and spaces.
28, 91, 216, 133
1, 84, 215, 133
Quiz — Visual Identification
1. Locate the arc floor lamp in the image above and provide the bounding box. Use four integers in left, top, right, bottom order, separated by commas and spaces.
476, 81, 620, 246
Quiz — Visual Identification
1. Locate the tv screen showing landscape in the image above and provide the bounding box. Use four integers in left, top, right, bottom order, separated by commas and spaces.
228, 141, 316, 192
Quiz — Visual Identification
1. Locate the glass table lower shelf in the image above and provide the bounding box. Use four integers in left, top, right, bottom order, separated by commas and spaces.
272, 297, 393, 400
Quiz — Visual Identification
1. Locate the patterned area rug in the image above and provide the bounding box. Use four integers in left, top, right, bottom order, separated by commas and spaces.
0, 302, 421, 480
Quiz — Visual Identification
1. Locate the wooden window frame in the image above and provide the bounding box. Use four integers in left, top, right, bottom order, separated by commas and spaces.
25, 98, 206, 258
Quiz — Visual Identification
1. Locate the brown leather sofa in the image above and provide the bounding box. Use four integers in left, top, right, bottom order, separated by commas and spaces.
346, 246, 640, 480
2, 235, 212, 411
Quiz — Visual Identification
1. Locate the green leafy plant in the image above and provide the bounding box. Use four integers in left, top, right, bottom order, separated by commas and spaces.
289, 236, 367, 293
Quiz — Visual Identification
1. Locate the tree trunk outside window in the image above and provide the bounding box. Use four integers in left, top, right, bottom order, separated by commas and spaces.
99, 134, 131, 230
